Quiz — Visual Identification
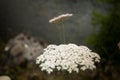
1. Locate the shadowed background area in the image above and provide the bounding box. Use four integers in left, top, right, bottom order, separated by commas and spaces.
0, 0, 104, 44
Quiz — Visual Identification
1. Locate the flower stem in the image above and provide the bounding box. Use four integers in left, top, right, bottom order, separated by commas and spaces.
56, 24, 62, 43
61, 23, 66, 44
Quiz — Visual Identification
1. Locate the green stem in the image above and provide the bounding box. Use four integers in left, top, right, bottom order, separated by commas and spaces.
56, 23, 66, 44
57, 25, 62, 43
61, 23, 66, 44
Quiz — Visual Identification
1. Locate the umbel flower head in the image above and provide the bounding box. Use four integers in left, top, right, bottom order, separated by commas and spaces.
36, 43, 100, 74
49, 13, 73, 23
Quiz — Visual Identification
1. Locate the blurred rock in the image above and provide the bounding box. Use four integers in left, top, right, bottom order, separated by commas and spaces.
118, 41, 120, 49
0, 76, 11, 80
5, 33, 48, 64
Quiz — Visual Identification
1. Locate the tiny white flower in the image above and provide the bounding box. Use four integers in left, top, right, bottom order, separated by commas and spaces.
74, 68, 79, 73
81, 66, 87, 71
56, 66, 61, 71
47, 68, 53, 74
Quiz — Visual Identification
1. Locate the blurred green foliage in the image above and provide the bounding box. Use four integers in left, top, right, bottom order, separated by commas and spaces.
84, 0, 120, 80
85, 0, 120, 63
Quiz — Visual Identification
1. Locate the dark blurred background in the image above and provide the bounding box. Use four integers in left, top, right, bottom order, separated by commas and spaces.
0, 0, 105, 44
0, 0, 120, 80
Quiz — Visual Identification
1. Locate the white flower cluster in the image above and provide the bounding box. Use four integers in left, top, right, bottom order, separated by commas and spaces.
36, 43, 100, 74
49, 13, 73, 23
